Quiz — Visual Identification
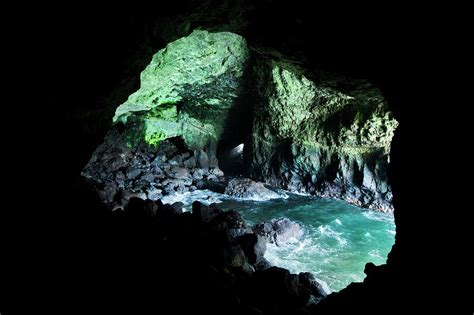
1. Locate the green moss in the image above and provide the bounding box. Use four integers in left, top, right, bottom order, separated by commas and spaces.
253, 56, 398, 155
112, 29, 249, 150
144, 128, 167, 146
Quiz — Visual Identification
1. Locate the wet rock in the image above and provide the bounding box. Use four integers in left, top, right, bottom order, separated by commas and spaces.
170, 202, 184, 215
126, 168, 142, 179
196, 149, 210, 169
169, 154, 183, 166
298, 272, 328, 302
237, 233, 266, 265
224, 245, 246, 268
192, 201, 213, 223
224, 178, 280, 200
192, 169, 205, 180
209, 167, 224, 177
142, 173, 155, 182
170, 166, 191, 179
121, 190, 147, 206
228, 227, 253, 239
100, 184, 117, 203
254, 258, 272, 271
254, 218, 303, 246
211, 210, 246, 231
183, 156, 196, 168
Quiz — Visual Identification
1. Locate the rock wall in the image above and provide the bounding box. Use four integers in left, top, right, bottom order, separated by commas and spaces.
113, 29, 250, 161
250, 56, 398, 212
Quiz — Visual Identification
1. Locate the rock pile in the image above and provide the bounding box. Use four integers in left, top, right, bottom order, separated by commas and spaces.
81, 129, 225, 209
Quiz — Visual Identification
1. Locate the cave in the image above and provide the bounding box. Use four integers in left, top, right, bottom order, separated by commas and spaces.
4, 2, 464, 314
78, 24, 398, 299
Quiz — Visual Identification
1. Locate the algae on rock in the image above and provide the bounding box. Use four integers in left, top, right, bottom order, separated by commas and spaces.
250, 56, 398, 211
113, 29, 250, 150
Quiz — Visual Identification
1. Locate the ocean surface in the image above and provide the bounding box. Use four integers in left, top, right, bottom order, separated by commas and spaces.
162, 189, 395, 292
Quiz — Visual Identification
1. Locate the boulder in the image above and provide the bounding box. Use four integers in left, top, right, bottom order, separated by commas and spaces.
224, 178, 280, 200
254, 218, 303, 246
237, 233, 267, 265
298, 272, 328, 302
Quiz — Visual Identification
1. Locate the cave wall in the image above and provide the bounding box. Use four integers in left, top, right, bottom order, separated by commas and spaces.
6, 2, 461, 314
88, 29, 397, 211
250, 54, 398, 212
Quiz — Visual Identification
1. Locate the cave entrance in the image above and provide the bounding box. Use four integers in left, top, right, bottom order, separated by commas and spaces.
218, 143, 246, 176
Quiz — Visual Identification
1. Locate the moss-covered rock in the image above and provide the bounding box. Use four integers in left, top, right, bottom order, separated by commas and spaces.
113, 29, 249, 150
250, 55, 398, 212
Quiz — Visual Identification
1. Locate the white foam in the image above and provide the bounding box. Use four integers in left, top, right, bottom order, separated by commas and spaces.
264, 240, 333, 294
362, 210, 394, 223
318, 225, 347, 246
368, 249, 382, 259
161, 190, 227, 211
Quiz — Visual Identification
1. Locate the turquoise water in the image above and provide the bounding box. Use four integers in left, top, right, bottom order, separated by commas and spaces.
218, 194, 395, 292
163, 191, 396, 292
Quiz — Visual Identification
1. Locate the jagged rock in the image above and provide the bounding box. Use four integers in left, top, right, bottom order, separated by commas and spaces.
183, 156, 196, 168
228, 227, 253, 239
196, 150, 210, 169
143, 199, 159, 216
250, 55, 397, 212
168, 166, 191, 179
237, 233, 267, 265
169, 154, 183, 166
224, 178, 280, 200
298, 272, 329, 303
121, 190, 147, 206
99, 184, 117, 203
192, 169, 205, 180
254, 258, 272, 271
254, 218, 303, 246
209, 167, 224, 177
192, 201, 214, 223
170, 202, 184, 215
224, 245, 246, 268
141, 172, 155, 182
126, 168, 142, 179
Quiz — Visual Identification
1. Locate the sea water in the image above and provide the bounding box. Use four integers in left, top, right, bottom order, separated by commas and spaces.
162, 190, 395, 292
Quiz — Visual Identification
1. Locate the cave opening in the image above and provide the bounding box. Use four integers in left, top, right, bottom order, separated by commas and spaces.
80, 28, 397, 300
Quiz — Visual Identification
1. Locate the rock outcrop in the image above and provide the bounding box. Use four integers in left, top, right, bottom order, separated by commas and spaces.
224, 177, 281, 201
254, 218, 303, 246
113, 29, 249, 159
250, 56, 398, 212
117, 197, 327, 312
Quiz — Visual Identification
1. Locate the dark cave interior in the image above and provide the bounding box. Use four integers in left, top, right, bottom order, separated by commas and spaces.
2, 1, 469, 314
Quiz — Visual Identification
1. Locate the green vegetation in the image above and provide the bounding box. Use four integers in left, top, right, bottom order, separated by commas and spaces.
113, 29, 249, 149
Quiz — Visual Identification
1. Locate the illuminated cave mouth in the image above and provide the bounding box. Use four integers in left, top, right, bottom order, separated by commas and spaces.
81, 29, 397, 293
